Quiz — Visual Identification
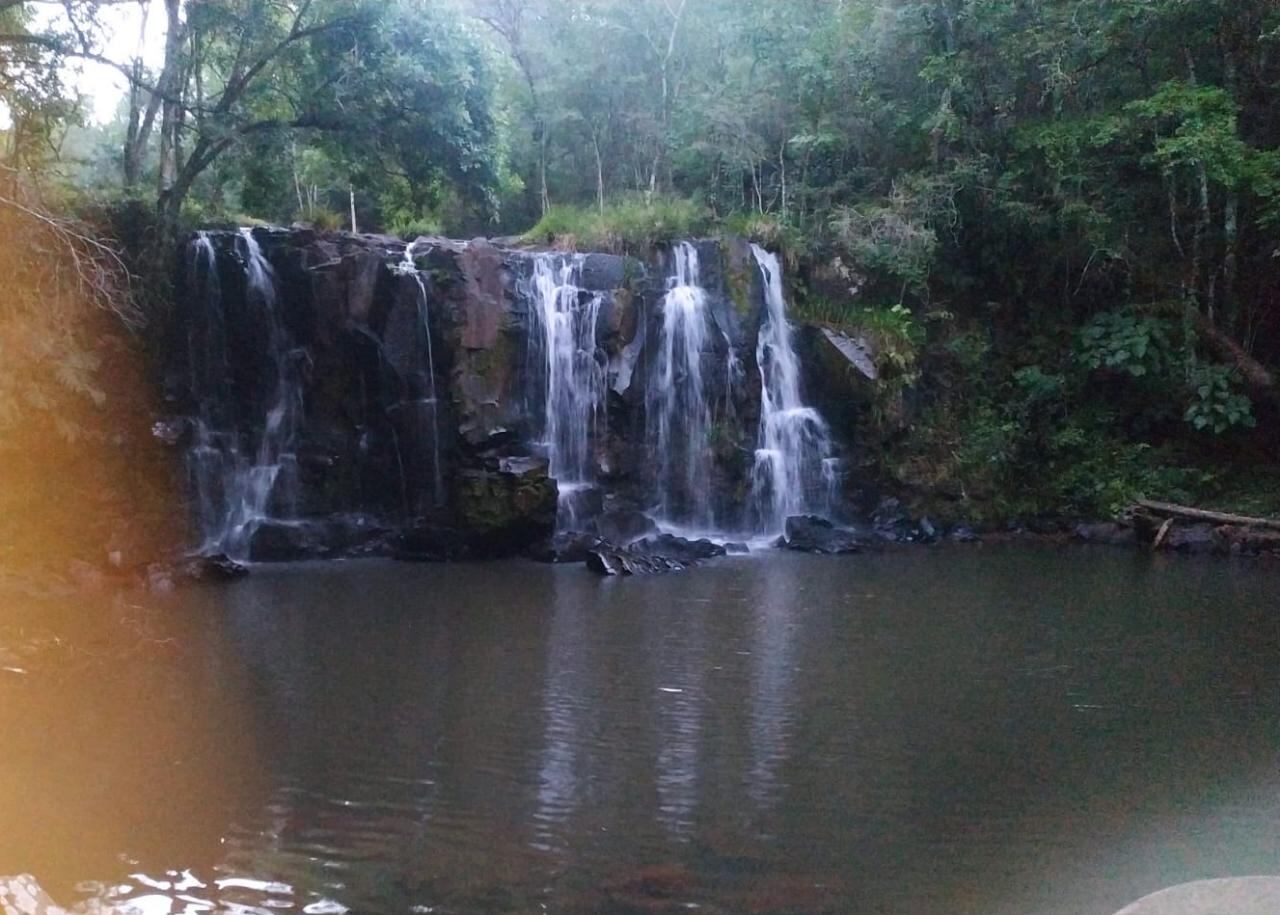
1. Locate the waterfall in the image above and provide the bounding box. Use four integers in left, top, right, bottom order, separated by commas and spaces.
525, 254, 606, 527
749, 244, 835, 533
393, 241, 444, 507
185, 232, 232, 552
185, 229, 304, 559
647, 242, 716, 529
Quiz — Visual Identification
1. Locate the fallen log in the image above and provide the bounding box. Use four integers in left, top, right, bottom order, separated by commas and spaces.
1137, 499, 1280, 532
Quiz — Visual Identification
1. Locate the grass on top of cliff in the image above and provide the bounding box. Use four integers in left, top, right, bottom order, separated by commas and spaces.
523, 197, 710, 254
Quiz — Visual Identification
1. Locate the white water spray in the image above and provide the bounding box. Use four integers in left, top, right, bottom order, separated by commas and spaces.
749, 245, 835, 533
526, 254, 607, 527
394, 241, 444, 506
185, 230, 304, 559
647, 243, 716, 528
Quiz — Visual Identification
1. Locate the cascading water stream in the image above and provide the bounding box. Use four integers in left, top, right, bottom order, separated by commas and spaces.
186, 229, 304, 559
749, 244, 836, 533
647, 242, 715, 529
393, 241, 444, 507
525, 254, 606, 529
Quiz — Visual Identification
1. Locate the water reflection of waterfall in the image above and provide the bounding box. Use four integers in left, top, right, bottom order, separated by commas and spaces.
747, 563, 800, 814
533, 572, 591, 851
524, 254, 607, 530
749, 244, 836, 534
650, 598, 707, 838
648, 242, 716, 529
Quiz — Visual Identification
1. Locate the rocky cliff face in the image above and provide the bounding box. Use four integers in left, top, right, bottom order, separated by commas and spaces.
161, 228, 806, 561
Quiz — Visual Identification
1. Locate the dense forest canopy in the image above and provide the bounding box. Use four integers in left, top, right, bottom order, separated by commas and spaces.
2, 0, 1280, 552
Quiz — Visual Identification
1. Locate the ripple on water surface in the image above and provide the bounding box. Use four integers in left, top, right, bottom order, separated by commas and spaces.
3, 547, 1279, 914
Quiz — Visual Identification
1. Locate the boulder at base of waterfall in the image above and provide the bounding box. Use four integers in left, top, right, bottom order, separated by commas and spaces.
529, 532, 609, 564
393, 522, 462, 562
587, 549, 687, 577
585, 533, 731, 576
629, 534, 728, 563
456, 460, 558, 557
248, 516, 391, 562
590, 509, 660, 545
780, 516, 870, 555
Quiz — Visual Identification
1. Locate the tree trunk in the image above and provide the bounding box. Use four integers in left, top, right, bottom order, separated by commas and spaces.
538, 121, 550, 216
778, 137, 788, 222
593, 132, 605, 215
157, 0, 183, 202
123, 1, 165, 189
1138, 500, 1280, 531
1186, 309, 1277, 403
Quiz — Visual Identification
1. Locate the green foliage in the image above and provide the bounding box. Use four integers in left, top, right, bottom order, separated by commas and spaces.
1184, 365, 1256, 434
1076, 308, 1176, 379
387, 214, 445, 239
301, 207, 347, 232
1126, 82, 1252, 187
722, 214, 810, 264
827, 177, 945, 296
523, 196, 710, 254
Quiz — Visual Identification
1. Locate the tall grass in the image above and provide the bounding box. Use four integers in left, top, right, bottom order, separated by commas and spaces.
523, 196, 710, 254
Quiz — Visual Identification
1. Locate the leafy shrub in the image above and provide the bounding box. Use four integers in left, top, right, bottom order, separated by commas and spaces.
1184, 365, 1256, 434
828, 175, 951, 295
1076, 306, 1176, 378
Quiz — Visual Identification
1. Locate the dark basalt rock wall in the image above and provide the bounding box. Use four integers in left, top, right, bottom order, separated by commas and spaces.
163, 228, 780, 561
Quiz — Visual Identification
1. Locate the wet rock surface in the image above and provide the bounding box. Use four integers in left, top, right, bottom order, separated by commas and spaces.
169, 229, 786, 562
248, 516, 392, 562
529, 531, 609, 564
780, 515, 870, 555
585, 532, 731, 576
587, 549, 688, 576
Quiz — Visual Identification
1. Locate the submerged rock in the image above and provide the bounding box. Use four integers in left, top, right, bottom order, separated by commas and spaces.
781, 516, 869, 555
